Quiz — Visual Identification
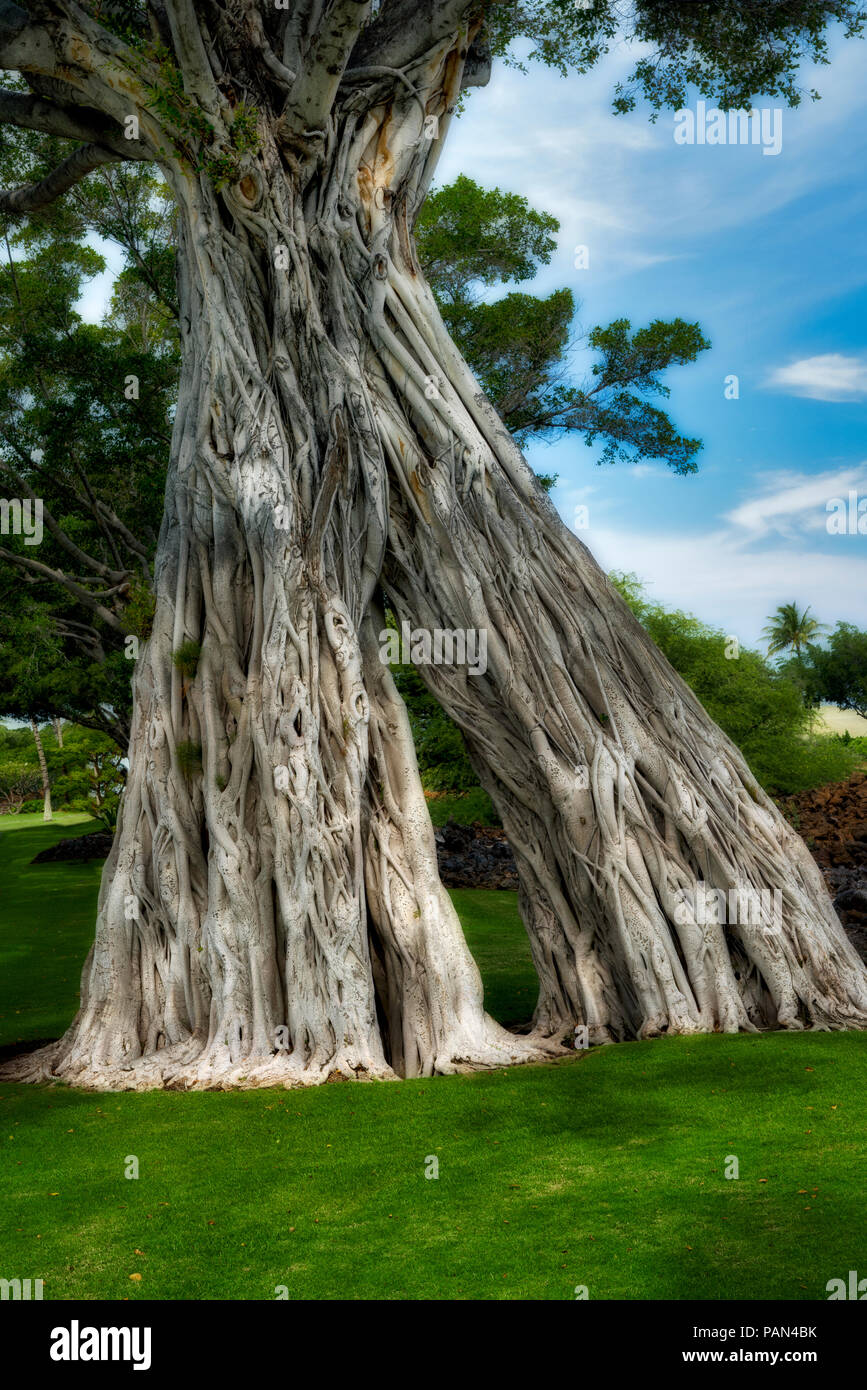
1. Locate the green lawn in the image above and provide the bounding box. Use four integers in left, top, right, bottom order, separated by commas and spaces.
448, 887, 538, 1027
1, 814, 865, 1300
0, 813, 105, 1051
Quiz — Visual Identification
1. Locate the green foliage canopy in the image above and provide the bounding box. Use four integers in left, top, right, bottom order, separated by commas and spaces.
803, 623, 867, 719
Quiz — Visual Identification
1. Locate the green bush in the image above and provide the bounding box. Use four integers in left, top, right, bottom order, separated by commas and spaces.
389, 654, 480, 793
801, 622, 867, 719
46, 725, 126, 829
611, 574, 865, 796
839, 733, 867, 759
172, 640, 202, 680
756, 732, 863, 796
427, 787, 500, 827
176, 740, 203, 778
387, 580, 865, 812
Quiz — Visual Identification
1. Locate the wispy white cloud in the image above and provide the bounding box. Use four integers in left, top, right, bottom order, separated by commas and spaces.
724, 466, 867, 535
443, 34, 867, 311
763, 354, 867, 402
568, 466, 867, 646
586, 522, 867, 648
627, 463, 671, 480
441, 36, 867, 649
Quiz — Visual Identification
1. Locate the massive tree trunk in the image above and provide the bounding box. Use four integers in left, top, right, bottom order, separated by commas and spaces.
3, 20, 546, 1089
373, 226, 867, 1043
1, 1, 865, 1090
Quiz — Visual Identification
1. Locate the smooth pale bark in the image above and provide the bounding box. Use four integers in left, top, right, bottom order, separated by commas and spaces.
29, 716, 52, 822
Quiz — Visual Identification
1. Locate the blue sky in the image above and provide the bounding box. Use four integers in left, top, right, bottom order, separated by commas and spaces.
430, 30, 867, 649
76, 28, 867, 652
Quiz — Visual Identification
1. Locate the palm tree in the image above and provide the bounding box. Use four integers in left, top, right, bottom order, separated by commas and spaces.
762, 603, 825, 659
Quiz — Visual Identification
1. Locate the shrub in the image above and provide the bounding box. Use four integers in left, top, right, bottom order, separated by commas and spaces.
172, 641, 202, 680
46, 725, 126, 827
610, 574, 865, 796
176, 740, 203, 777
426, 787, 500, 827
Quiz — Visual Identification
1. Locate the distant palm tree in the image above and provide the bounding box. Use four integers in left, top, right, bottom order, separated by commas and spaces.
762, 602, 825, 659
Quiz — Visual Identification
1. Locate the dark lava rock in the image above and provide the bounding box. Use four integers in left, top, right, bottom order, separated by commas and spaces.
23, 786, 867, 966
822, 863, 867, 965
31, 832, 113, 864
434, 783, 867, 966
435, 819, 518, 890
781, 771, 867, 870
834, 886, 867, 914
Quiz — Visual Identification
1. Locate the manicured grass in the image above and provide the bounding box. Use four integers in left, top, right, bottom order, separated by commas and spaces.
449, 888, 538, 1027
2, 1034, 865, 1300
1, 815, 866, 1301
0, 813, 105, 1051
0, 817, 536, 1043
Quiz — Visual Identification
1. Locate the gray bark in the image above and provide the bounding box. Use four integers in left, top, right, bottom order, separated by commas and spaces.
1, 2, 865, 1092
3, 23, 551, 1087
374, 262, 867, 1041
29, 715, 52, 822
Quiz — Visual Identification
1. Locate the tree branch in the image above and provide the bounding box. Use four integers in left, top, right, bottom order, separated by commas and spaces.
0, 544, 129, 632
347, 0, 477, 72
0, 1, 30, 48
0, 87, 151, 158
0, 140, 123, 213
0, 5, 167, 167
94, 499, 153, 572
162, 0, 222, 120
281, 0, 372, 135
339, 63, 427, 118
0, 3, 59, 75
245, 1, 297, 88
0, 457, 129, 581
2, 87, 108, 143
